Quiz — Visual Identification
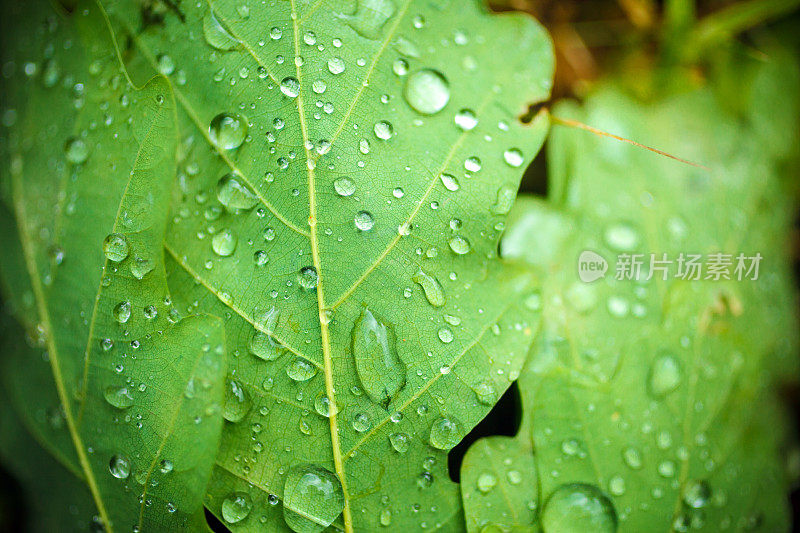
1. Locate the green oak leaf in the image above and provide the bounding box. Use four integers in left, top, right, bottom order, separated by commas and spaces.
2, 0, 555, 531
462, 66, 799, 531
0, 1, 228, 531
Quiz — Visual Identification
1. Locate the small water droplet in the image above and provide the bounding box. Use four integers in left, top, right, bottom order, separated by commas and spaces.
212, 228, 237, 256
389, 432, 410, 453
455, 109, 478, 131
221, 492, 253, 524
280, 76, 300, 98
223, 379, 251, 422
109, 454, 131, 479
64, 137, 89, 164
354, 211, 375, 231
648, 354, 682, 398
477, 472, 497, 493
104, 386, 133, 409
374, 120, 393, 140
503, 148, 524, 167
103, 233, 129, 262
440, 173, 459, 191
448, 235, 470, 255
298, 266, 319, 290
286, 357, 318, 381
334, 177, 356, 197
217, 173, 258, 210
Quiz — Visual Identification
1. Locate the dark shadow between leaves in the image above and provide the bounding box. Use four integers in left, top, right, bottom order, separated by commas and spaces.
447, 381, 522, 483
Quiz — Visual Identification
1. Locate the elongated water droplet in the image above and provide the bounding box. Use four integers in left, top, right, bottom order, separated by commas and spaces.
352, 308, 406, 408
104, 386, 133, 409
404, 69, 450, 115
648, 354, 681, 398
448, 235, 470, 255
412, 269, 445, 307
541, 483, 617, 533
103, 233, 129, 262
203, 10, 240, 51
212, 228, 237, 256
217, 173, 258, 210
440, 173, 459, 191
490, 185, 516, 215
209, 113, 248, 150
345, 0, 396, 39
429, 416, 463, 450
283, 465, 345, 532
249, 308, 285, 361
222, 492, 253, 524
314, 392, 338, 417
223, 379, 251, 422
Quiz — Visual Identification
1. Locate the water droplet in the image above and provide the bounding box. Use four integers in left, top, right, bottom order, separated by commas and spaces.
104, 386, 133, 409
474, 380, 498, 405
64, 137, 89, 164
603, 222, 639, 252
156, 54, 175, 75
345, 0, 396, 39
334, 177, 356, 197
223, 379, 251, 422
448, 235, 470, 255
222, 492, 253, 524
608, 476, 626, 496
648, 354, 682, 398
109, 454, 131, 479
464, 156, 482, 172
217, 173, 258, 210
622, 447, 642, 470
374, 120, 393, 140
354, 211, 375, 231
314, 392, 338, 417
286, 357, 318, 381
352, 412, 371, 432
380, 509, 392, 526
212, 228, 237, 256
682, 480, 710, 509
429, 416, 463, 450
283, 465, 345, 532
328, 56, 346, 74
298, 266, 319, 290
280, 76, 300, 98
351, 308, 405, 408
503, 148, 524, 167
393, 58, 409, 76
412, 269, 445, 307
477, 473, 497, 493
389, 432, 410, 453
403, 69, 450, 115
437, 327, 453, 343
455, 109, 478, 131
490, 185, 516, 215
440, 173, 459, 191
209, 113, 248, 150
113, 301, 131, 324
541, 483, 617, 533
203, 10, 240, 50
103, 233, 129, 262
159, 459, 173, 474
417, 471, 434, 488
130, 257, 155, 280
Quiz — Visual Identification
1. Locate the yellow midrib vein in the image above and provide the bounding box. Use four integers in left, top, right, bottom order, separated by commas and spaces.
10, 165, 112, 531
289, 1, 353, 532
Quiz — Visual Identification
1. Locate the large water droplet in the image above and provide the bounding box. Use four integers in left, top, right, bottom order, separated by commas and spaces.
64, 137, 89, 164
212, 228, 237, 256
103, 233, 129, 262
334, 177, 356, 196
221, 492, 253, 524
209, 113, 248, 150
352, 308, 406, 408
104, 386, 133, 409
345, 0, 396, 39
249, 308, 285, 361
223, 379, 251, 422
440, 173, 459, 191
374, 121, 393, 140
429, 416, 463, 450
314, 392, 338, 417
354, 211, 375, 231
203, 10, 241, 51
286, 357, 318, 381
109, 454, 131, 479
280, 77, 300, 98
283, 465, 345, 532
217, 173, 258, 210
412, 269, 445, 307
403, 69, 450, 115
455, 109, 478, 131
647, 354, 682, 398
541, 483, 617, 533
